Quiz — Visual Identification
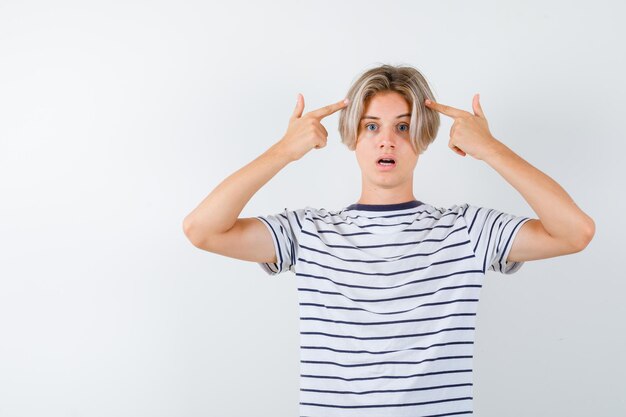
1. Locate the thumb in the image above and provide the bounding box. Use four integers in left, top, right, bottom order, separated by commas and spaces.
291, 93, 305, 120
473, 93, 486, 118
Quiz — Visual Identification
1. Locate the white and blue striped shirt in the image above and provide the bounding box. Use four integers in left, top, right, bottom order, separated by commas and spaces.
256, 199, 531, 417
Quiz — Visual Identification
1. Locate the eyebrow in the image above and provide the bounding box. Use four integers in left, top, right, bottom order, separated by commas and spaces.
360, 113, 411, 121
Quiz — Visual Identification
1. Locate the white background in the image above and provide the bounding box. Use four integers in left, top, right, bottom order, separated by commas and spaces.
1, 0, 624, 416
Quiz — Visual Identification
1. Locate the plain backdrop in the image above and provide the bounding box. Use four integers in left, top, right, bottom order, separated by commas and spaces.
1, 1, 624, 416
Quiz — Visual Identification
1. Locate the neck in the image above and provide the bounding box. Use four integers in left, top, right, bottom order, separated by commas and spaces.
357, 183, 416, 205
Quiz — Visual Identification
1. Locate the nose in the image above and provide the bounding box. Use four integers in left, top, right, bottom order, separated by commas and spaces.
377, 126, 398, 149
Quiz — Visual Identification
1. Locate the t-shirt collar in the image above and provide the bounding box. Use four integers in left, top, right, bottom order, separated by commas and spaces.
345, 199, 423, 212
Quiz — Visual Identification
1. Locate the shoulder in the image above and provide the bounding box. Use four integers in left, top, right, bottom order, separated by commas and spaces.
421, 202, 470, 220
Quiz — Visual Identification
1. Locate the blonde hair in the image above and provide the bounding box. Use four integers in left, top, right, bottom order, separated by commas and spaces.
338, 63, 440, 155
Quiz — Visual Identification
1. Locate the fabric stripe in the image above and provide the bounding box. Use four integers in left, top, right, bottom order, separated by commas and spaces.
255, 200, 531, 416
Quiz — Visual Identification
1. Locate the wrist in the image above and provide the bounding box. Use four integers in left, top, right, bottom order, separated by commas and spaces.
482, 138, 509, 162
267, 142, 295, 165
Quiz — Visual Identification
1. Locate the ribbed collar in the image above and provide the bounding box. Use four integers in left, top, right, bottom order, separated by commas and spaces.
344, 199, 423, 212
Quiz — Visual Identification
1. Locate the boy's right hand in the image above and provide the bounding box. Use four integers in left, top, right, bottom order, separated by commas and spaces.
275, 94, 350, 162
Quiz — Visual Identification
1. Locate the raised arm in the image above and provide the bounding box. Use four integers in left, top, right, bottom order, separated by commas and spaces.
425, 94, 595, 262
182, 94, 349, 261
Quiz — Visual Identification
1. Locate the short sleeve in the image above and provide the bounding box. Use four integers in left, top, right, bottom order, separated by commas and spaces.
461, 203, 533, 274
254, 208, 306, 276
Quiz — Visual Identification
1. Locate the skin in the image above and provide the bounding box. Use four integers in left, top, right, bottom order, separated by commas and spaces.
354, 91, 419, 205
425, 94, 595, 256
277, 90, 594, 261
275, 91, 590, 256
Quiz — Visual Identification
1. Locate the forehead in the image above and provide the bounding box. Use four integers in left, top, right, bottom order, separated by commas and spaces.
361, 91, 411, 119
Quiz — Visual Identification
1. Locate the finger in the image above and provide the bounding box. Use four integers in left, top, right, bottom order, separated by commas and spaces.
424, 98, 469, 119
451, 145, 466, 157
291, 93, 305, 120
308, 98, 350, 120
318, 124, 328, 138
314, 138, 327, 150
448, 138, 465, 157
472, 93, 485, 118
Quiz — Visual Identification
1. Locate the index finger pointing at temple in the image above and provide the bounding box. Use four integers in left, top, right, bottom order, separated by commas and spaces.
425, 99, 468, 119
308, 98, 350, 120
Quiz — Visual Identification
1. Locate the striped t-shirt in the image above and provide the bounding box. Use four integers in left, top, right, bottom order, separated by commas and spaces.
255, 199, 532, 417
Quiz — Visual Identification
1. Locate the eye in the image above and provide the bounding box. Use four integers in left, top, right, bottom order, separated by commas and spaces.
364, 123, 410, 132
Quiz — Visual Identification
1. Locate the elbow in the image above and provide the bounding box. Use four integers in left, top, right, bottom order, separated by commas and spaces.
573, 217, 596, 252
182, 215, 192, 237
183, 216, 202, 247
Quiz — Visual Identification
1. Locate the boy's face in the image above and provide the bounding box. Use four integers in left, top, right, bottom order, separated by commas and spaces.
354, 91, 418, 192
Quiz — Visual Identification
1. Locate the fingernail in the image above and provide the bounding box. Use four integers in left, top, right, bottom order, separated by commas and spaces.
425, 99, 431, 104
343, 98, 350, 104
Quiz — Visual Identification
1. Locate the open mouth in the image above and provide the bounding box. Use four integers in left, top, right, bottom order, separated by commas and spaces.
377, 158, 396, 166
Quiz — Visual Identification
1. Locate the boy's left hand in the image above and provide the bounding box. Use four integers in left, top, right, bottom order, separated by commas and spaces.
424, 94, 501, 160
